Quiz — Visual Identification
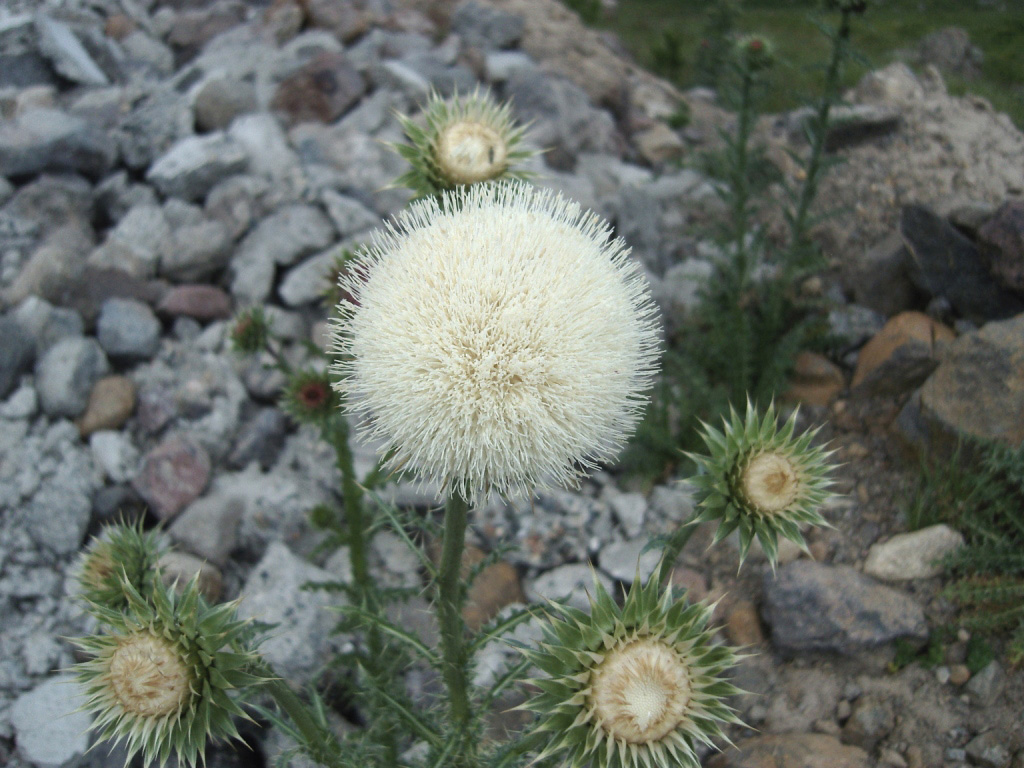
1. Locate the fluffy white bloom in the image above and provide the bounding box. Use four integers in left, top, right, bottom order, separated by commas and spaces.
329, 182, 660, 506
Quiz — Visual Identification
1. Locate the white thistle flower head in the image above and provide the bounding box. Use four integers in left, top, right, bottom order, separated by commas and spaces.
328, 182, 660, 507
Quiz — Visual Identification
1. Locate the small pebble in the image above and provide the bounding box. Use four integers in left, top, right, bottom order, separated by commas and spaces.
949, 664, 971, 686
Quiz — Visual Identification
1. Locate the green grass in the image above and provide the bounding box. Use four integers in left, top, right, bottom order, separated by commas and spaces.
596, 0, 1024, 127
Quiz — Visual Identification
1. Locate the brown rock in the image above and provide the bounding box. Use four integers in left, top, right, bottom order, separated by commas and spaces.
708, 733, 870, 768
725, 600, 764, 646
158, 551, 223, 602
634, 122, 684, 165
104, 14, 137, 40
670, 566, 708, 601
304, 0, 371, 41
464, 559, 524, 631
852, 311, 955, 395
157, 284, 232, 321
843, 233, 917, 317
270, 52, 366, 126
949, 664, 971, 685
77, 375, 137, 437
785, 351, 845, 406
263, 0, 305, 43
133, 434, 211, 521
978, 200, 1024, 294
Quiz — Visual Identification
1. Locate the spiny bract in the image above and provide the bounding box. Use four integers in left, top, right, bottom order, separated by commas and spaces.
688, 399, 836, 567
76, 519, 165, 612
74, 575, 264, 767
391, 87, 535, 197
328, 181, 660, 507
520, 574, 743, 768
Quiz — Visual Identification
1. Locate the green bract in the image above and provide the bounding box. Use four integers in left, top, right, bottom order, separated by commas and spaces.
521, 575, 743, 768
229, 306, 271, 355
77, 520, 164, 612
391, 88, 535, 198
73, 576, 264, 767
688, 400, 835, 567
282, 368, 340, 426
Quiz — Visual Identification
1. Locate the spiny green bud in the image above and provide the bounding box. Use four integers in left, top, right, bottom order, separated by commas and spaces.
687, 399, 837, 568
390, 87, 536, 198
74, 577, 265, 767
735, 34, 775, 72
230, 306, 271, 355
520, 575, 744, 768
282, 368, 339, 425
77, 520, 164, 612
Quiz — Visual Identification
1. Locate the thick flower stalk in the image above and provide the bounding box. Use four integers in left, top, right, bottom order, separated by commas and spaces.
521, 575, 743, 768
391, 88, 536, 197
328, 181, 660, 507
73, 577, 263, 767
688, 400, 835, 566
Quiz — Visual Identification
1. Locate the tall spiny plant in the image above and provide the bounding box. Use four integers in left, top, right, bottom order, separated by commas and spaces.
70, 87, 841, 768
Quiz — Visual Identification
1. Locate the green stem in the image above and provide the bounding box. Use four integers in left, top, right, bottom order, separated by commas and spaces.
657, 517, 701, 586
436, 493, 474, 764
328, 416, 399, 764
730, 68, 755, 284
790, 9, 852, 262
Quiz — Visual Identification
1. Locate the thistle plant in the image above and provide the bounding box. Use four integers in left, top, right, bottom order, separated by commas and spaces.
68, 88, 843, 768
391, 88, 536, 199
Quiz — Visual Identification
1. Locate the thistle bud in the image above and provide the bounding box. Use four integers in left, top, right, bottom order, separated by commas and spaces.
230, 306, 271, 355
687, 400, 836, 567
735, 34, 775, 73
282, 368, 339, 425
77, 521, 164, 611
521, 576, 743, 768
390, 88, 536, 198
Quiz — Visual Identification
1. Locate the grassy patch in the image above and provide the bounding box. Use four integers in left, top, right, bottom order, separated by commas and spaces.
596, 0, 1024, 127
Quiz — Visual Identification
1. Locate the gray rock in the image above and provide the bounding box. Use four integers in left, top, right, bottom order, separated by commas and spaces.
841, 697, 895, 751
320, 190, 379, 238
35, 13, 109, 86
0, 315, 34, 399
965, 732, 1012, 768
120, 29, 175, 76
525, 563, 616, 613
95, 170, 160, 224
452, 1, 525, 50
918, 26, 983, 80
601, 486, 647, 538
229, 203, 335, 304
762, 561, 928, 654
10, 296, 84, 354
117, 88, 192, 171
398, 53, 476, 97
598, 538, 660, 585
194, 75, 258, 132
227, 407, 289, 470
35, 336, 109, 418
919, 313, 1024, 447
96, 298, 161, 359
484, 50, 535, 83
159, 217, 232, 282
370, 59, 430, 97
0, 383, 38, 419
204, 173, 274, 241
901, 204, 1024, 323
827, 304, 887, 356
11, 675, 91, 768
0, 108, 116, 180
863, 524, 965, 580
237, 541, 346, 685
87, 203, 170, 278
977, 200, 1024, 294
506, 70, 620, 170
279, 243, 348, 306
966, 661, 1005, 704
146, 132, 249, 202
168, 493, 244, 566
841, 233, 917, 318
228, 113, 300, 183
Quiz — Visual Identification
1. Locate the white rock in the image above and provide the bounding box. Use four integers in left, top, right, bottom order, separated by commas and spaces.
11, 675, 91, 768
601, 486, 647, 538
863, 524, 965, 580
89, 430, 139, 484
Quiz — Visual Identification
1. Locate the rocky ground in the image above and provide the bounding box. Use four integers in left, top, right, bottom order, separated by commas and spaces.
0, 0, 1022, 767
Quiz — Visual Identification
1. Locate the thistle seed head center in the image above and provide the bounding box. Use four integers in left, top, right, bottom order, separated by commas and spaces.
437, 120, 508, 184
590, 637, 692, 744
742, 451, 799, 514
108, 633, 191, 719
